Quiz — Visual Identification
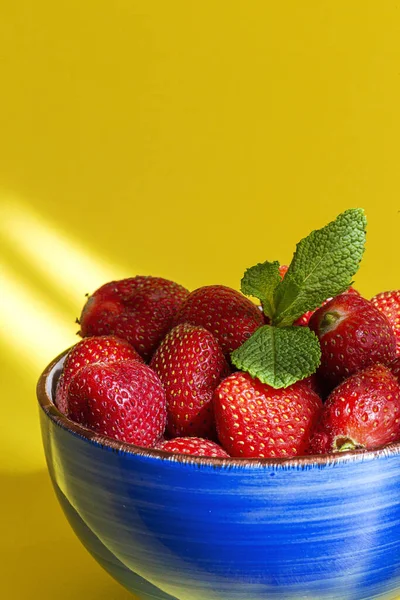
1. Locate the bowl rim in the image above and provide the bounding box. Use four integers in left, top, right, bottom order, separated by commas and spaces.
37, 348, 400, 469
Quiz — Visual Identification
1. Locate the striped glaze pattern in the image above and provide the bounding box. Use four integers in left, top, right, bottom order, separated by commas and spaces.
38, 354, 400, 600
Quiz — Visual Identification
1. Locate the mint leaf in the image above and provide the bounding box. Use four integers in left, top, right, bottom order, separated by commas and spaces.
273, 208, 366, 327
241, 261, 281, 319
231, 325, 321, 388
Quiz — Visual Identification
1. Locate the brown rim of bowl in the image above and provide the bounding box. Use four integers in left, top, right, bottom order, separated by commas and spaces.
37, 349, 400, 468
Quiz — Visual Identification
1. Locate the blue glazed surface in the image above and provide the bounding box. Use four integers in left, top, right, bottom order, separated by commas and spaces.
54, 482, 178, 600
38, 355, 400, 600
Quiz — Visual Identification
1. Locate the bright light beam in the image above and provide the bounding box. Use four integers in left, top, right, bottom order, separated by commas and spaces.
0, 198, 127, 306
0, 261, 79, 370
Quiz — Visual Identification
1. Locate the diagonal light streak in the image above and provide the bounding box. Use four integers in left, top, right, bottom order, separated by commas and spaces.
0, 261, 78, 369
0, 198, 127, 306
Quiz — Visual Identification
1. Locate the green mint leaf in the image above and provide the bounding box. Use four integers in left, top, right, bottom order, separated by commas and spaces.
230, 325, 321, 388
273, 208, 367, 327
241, 261, 281, 319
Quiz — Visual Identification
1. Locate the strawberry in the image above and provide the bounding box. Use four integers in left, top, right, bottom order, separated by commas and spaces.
278, 265, 289, 278
389, 356, 400, 383
297, 374, 321, 396
79, 276, 189, 360
150, 323, 229, 439
371, 290, 400, 355
55, 335, 143, 415
155, 437, 229, 458
213, 372, 322, 458
309, 293, 397, 392
308, 364, 400, 454
67, 359, 167, 447
174, 285, 264, 355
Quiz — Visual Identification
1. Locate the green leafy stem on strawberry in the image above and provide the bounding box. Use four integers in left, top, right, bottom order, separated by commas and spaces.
231, 208, 367, 389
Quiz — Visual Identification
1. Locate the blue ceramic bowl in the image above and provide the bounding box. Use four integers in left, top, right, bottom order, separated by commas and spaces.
37, 352, 400, 600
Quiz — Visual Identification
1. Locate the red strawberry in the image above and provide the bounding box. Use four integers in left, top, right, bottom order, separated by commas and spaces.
278, 264, 289, 279
150, 324, 229, 439
371, 290, 400, 355
55, 335, 143, 415
308, 364, 400, 454
79, 276, 190, 360
294, 312, 319, 327
309, 293, 397, 392
174, 285, 264, 355
297, 374, 321, 396
213, 372, 322, 458
156, 437, 229, 458
389, 356, 400, 383
67, 359, 167, 447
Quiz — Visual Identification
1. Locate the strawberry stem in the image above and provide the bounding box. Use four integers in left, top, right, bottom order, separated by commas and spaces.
335, 436, 363, 452
320, 311, 343, 334
322, 312, 338, 326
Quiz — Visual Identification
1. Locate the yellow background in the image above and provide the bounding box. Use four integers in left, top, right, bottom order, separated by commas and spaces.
1, 1, 400, 598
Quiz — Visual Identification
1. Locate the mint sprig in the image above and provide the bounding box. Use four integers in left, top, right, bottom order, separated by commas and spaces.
272, 208, 366, 327
241, 261, 281, 320
234, 208, 367, 388
231, 325, 321, 388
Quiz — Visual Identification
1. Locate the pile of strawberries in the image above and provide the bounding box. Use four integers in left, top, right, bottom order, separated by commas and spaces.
54, 210, 400, 459
54, 274, 400, 460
